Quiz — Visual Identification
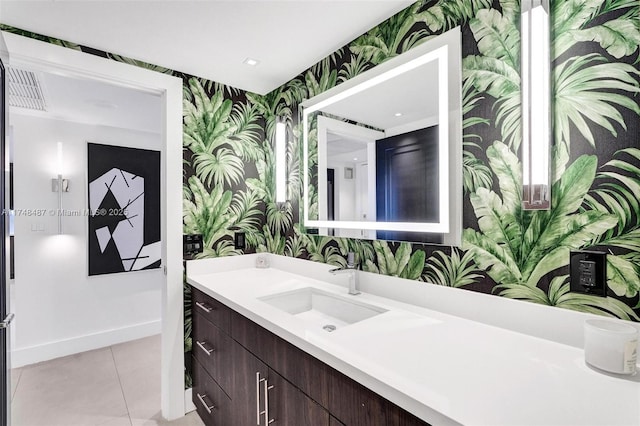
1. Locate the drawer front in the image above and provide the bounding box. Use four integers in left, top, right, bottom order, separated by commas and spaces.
192, 286, 230, 333
193, 311, 233, 393
192, 356, 232, 426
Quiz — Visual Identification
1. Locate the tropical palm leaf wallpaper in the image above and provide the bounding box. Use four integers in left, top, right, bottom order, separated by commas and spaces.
3, 0, 640, 383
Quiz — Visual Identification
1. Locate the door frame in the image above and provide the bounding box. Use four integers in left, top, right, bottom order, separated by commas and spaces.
316, 116, 383, 226
2, 32, 185, 420
1, 45, 9, 426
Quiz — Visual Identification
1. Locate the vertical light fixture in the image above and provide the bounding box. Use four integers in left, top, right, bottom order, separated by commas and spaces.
275, 118, 286, 203
521, 0, 551, 210
52, 141, 70, 233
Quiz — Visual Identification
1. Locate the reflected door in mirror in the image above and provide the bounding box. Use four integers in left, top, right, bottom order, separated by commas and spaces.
376, 126, 443, 243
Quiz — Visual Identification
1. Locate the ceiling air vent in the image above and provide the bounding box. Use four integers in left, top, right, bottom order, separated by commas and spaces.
7, 67, 47, 111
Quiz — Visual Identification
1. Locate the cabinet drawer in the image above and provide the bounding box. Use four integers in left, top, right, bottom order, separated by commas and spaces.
192, 356, 232, 426
193, 311, 233, 393
192, 286, 230, 333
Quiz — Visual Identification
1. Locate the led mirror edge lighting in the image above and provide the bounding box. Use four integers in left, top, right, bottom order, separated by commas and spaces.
275, 120, 286, 203
300, 26, 462, 110
303, 219, 449, 233
521, 0, 551, 210
438, 46, 450, 232
304, 45, 449, 116
303, 113, 310, 225
301, 42, 454, 235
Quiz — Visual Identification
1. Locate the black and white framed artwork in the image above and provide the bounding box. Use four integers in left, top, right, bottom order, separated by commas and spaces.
88, 143, 161, 276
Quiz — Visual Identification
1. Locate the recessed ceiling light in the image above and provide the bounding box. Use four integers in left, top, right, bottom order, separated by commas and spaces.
394, 112, 402, 117
243, 58, 260, 66
353, 157, 358, 161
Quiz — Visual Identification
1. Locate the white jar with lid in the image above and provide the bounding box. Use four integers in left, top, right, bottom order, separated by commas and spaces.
584, 319, 638, 375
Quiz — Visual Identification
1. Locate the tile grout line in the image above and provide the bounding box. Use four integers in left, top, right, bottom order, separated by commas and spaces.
110, 346, 134, 426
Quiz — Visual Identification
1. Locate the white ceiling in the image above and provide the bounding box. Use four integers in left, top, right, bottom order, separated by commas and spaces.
10, 69, 162, 134
0, 0, 415, 95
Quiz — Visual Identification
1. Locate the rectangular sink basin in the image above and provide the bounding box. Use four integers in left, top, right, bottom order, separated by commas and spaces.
259, 287, 387, 331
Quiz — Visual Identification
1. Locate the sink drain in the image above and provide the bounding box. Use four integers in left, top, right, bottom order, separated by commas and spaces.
322, 324, 337, 332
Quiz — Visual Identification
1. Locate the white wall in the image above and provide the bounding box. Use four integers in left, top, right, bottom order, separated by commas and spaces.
10, 113, 163, 367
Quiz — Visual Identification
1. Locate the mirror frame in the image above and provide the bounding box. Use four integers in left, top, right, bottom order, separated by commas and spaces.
301, 26, 462, 245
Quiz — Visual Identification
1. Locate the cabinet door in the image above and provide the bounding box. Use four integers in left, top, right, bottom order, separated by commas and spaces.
328, 369, 387, 426
192, 356, 232, 426
266, 368, 329, 426
230, 338, 269, 425
257, 327, 329, 408
386, 403, 430, 426
232, 309, 329, 407
330, 416, 346, 426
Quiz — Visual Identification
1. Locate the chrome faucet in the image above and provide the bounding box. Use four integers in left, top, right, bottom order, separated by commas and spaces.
329, 252, 360, 295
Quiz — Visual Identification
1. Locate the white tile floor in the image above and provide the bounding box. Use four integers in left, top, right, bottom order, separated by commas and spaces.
10, 335, 204, 426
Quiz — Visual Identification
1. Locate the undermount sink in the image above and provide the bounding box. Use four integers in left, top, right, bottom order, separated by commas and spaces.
259, 287, 387, 331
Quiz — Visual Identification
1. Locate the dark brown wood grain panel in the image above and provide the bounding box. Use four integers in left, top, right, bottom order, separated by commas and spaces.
268, 368, 330, 426
192, 356, 232, 426
328, 368, 387, 426
330, 415, 346, 426
386, 401, 431, 426
256, 322, 330, 408
228, 337, 268, 425
192, 311, 233, 394
192, 286, 230, 333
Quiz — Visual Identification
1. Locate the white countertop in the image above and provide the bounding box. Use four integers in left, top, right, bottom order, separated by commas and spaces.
187, 263, 640, 426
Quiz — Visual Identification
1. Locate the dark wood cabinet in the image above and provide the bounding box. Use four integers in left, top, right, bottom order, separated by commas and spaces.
192, 311, 233, 392
191, 286, 430, 426
192, 286, 230, 333
267, 367, 329, 425
229, 337, 268, 425
192, 356, 232, 425
328, 368, 387, 426
330, 415, 346, 426
229, 323, 331, 426
254, 321, 330, 408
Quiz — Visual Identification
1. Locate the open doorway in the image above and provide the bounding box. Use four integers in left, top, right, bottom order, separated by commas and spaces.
2, 32, 184, 423
7, 65, 169, 424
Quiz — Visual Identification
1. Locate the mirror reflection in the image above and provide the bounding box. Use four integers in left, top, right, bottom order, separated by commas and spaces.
302, 27, 462, 245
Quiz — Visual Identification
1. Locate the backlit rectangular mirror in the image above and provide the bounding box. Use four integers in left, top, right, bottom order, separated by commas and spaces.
301, 26, 462, 246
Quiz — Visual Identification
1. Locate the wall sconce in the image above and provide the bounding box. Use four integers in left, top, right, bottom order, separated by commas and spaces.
521, 0, 551, 210
275, 118, 287, 203
51, 141, 70, 234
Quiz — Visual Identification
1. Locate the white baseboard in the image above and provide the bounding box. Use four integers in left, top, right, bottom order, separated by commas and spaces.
11, 319, 161, 368
184, 388, 196, 413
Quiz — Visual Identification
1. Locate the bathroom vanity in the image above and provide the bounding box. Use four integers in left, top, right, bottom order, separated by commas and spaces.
187, 254, 640, 426
191, 285, 427, 425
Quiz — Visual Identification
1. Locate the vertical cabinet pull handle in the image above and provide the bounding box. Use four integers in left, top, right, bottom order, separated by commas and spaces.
256, 372, 261, 425
196, 392, 215, 414
256, 372, 275, 424
195, 301, 213, 313
196, 340, 214, 356
264, 378, 275, 424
